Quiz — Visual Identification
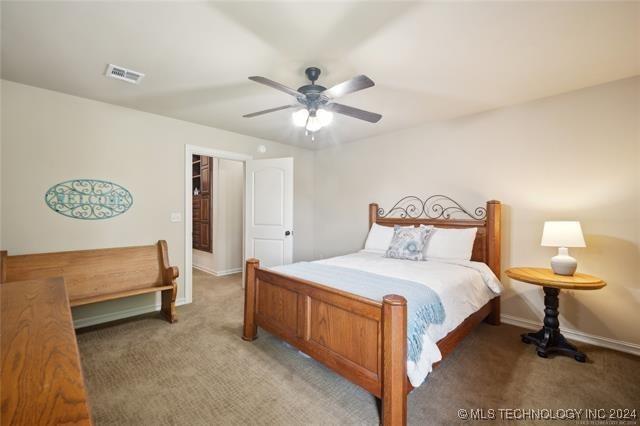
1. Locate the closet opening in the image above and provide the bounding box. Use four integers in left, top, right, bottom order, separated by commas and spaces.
192, 155, 244, 279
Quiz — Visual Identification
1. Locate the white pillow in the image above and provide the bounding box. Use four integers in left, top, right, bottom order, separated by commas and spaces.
364, 223, 396, 253
364, 223, 417, 253
423, 227, 477, 261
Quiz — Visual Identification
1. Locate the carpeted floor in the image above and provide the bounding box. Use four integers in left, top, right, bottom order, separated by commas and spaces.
76, 269, 640, 425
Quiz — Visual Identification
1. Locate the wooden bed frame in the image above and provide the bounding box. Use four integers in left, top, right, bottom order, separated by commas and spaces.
242, 197, 501, 425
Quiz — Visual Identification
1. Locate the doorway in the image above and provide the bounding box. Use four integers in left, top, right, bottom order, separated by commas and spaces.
184, 145, 251, 304
192, 156, 244, 277
183, 145, 294, 303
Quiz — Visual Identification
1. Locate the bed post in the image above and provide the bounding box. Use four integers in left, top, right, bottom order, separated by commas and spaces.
242, 258, 260, 341
485, 200, 501, 325
381, 294, 408, 426
369, 203, 379, 229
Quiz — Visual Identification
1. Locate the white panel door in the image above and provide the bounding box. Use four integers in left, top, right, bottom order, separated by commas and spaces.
245, 158, 293, 267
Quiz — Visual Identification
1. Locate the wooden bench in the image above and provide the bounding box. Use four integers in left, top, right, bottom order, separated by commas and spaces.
1, 277, 93, 425
0, 240, 178, 323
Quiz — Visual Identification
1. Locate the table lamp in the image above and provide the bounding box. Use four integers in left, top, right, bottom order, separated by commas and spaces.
541, 221, 586, 276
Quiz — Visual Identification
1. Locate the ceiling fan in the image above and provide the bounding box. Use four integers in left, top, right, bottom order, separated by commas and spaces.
243, 67, 382, 140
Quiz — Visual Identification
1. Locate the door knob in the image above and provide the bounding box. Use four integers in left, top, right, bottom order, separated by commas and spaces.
285, 231, 291, 236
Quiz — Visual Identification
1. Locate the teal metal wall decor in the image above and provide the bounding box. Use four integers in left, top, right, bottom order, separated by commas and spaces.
45, 179, 133, 220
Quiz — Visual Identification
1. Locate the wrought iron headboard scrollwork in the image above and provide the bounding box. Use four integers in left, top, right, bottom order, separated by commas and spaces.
377, 195, 487, 221
368, 197, 502, 278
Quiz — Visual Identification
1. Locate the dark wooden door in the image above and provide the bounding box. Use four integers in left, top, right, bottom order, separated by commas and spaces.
200, 166, 211, 195
200, 223, 210, 249
192, 155, 213, 252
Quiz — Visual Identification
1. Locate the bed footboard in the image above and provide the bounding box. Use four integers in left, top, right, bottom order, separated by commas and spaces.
242, 258, 407, 425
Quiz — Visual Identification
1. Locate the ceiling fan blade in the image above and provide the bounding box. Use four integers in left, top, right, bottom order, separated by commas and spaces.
329, 102, 382, 123
248, 76, 304, 98
322, 75, 375, 99
243, 104, 297, 118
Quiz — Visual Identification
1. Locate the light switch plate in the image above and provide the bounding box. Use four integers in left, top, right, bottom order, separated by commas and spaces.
170, 213, 182, 223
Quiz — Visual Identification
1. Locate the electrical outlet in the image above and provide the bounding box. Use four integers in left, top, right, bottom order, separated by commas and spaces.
170, 213, 182, 223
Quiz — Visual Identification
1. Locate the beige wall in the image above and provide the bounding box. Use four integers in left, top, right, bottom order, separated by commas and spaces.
2, 77, 639, 350
314, 77, 640, 349
193, 158, 244, 275
0, 79, 315, 326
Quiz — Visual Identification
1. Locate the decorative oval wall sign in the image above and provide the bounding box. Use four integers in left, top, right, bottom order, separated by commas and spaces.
45, 179, 133, 220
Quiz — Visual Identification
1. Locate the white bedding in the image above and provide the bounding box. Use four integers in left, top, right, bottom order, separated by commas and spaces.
312, 250, 502, 387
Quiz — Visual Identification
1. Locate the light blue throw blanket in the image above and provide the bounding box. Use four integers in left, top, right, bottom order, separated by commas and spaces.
271, 262, 445, 363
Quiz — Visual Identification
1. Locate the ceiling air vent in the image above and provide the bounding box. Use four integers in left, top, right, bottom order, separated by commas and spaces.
104, 64, 145, 84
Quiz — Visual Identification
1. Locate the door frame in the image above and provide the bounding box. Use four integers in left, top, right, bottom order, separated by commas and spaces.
184, 144, 252, 303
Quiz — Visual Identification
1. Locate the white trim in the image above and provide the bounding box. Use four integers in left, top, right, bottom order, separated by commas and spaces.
185, 144, 251, 306
73, 298, 187, 329
186, 145, 253, 163
501, 314, 640, 357
193, 265, 242, 277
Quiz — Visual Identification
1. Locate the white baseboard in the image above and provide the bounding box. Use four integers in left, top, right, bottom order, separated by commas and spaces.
192, 264, 216, 275
193, 264, 242, 277
73, 297, 188, 329
501, 314, 640, 357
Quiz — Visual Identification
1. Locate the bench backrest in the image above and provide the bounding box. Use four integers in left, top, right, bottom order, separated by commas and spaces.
0, 241, 170, 301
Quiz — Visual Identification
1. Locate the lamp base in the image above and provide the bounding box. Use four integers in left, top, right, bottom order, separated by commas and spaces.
550, 247, 577, 276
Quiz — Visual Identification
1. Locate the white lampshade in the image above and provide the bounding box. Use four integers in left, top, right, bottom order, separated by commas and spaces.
292, 109, 309, 127
305, 115, 323, 132
541, 221, 586, 248
316, 108, 333, 126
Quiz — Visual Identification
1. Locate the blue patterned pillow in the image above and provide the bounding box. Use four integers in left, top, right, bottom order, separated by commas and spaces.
385, 226, 430, 261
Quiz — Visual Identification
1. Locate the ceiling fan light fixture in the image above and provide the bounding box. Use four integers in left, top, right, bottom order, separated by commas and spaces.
292, 109, 309, 127
317, 109, 333, 127
305, 115, 323, 132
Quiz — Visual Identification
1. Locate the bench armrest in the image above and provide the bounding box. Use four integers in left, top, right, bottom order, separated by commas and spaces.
163, 266, 179, 284
158, 240, 179, 284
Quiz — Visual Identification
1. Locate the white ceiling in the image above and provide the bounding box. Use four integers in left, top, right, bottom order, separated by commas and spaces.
2, 1, 639, 150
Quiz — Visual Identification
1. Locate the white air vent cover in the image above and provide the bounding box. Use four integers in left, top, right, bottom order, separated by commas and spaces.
105, 64, 145, 84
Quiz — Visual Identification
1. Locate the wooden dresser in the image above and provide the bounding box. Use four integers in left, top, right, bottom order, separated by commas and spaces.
1, 278, 92, 425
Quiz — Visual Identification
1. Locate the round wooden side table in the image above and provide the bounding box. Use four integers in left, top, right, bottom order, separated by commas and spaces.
505, 267, 606, 362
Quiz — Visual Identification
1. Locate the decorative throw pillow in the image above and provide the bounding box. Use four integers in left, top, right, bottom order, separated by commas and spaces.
385, 225, 430, 261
